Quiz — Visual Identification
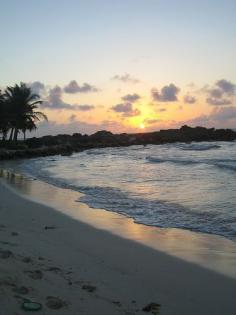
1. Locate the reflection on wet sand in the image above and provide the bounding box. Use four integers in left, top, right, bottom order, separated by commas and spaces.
0, 168, 236, 279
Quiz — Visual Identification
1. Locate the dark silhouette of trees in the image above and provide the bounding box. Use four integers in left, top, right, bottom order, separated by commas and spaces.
0, 83, 47, 143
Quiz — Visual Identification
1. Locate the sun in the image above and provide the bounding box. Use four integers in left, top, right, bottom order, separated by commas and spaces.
139, 123, 145, 130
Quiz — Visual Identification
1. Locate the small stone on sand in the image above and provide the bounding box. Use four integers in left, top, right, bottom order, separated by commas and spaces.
44, 226, 56, 230
143, 302, 161, 314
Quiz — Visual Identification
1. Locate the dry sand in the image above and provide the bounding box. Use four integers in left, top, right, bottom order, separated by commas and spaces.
0, 178, 236, 314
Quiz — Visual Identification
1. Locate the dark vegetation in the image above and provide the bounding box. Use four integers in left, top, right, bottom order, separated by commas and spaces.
0, 83, 47, 144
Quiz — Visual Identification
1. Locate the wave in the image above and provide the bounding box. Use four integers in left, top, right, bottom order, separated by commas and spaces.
85, 149, 106, 155
214, 163, 236, 172
146, 156, 236, 173
146, 156, 199, 166
77, 185, 236, 240
179, 143, 221, 151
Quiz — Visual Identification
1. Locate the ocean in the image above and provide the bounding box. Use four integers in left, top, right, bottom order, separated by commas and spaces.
4, 141, 236, 241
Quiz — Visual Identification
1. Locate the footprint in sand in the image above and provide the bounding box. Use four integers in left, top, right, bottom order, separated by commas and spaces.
1, 241, 17, 246
25, 270, 43, 280
0, 249, 13, 259
46, 296, 68, 310
82, 284, 97, 293
112, 301, 122, 307
12, 286, 29, 295
22, 256, 32, 263
46, 266, 62, 273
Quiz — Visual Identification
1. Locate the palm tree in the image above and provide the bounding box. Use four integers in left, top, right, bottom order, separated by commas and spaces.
4, 83, 47, 142
0, 90, 9, 142
21, 118, 37, 141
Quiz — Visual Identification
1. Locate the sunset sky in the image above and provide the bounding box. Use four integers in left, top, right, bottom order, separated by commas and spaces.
1, 0, 236, 136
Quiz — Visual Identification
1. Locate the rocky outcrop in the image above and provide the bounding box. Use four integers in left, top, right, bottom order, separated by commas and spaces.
0, 125, 236, 160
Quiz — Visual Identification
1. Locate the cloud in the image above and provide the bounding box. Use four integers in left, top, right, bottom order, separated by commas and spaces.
205, 79, 236, 106
41, 86, 71, 110
111, 103, 133, 113
111, 73, 139, 84
185, 106, 236, 128
121, 93, 141, 103
206, 97, 232, 106
41, 86, 95, 111
152, 84, 180, 102
64, 80, 99, 93
216, 79, 236, 96
28, 81, 46, 95
75, 105, 95, 111
69, 114, 77, 122
209, 88, 223, 98
111, 102, 141, 117
122, 108, 141, 117
144, 118, 162, 125
211, 106, 236, 121
183, 95, 197, 104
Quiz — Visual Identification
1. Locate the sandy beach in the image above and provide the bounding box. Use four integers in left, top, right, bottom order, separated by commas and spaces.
0, 176, 236, 314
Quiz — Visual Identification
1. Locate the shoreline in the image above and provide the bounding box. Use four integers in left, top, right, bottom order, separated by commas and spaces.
0, 173, 236, 314
1, 168, 236, 279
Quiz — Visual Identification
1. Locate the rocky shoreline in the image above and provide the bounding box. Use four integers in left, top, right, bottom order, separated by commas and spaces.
1, 125, 236, 160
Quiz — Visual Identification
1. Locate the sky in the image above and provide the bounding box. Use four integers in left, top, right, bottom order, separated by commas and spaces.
1, 0, 236, 136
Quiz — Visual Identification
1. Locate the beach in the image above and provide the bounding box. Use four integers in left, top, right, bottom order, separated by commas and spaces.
0, 174, 236, 314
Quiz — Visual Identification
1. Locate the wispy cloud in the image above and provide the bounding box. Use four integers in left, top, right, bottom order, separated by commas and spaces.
111, 73, 140, 84
206, 98, 232, 106
183, 95, 197, 104
144, 118, 162, 125
64, 80, 99, 93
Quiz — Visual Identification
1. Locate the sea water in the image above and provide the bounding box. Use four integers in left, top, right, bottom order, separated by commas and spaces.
4, 141, 236, 240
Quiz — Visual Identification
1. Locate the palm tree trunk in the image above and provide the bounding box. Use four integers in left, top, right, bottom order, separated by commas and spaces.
13, 128, 18, 143
2, 131, 7, 142
8, 128, 14, 141
23, 131, 26, 141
